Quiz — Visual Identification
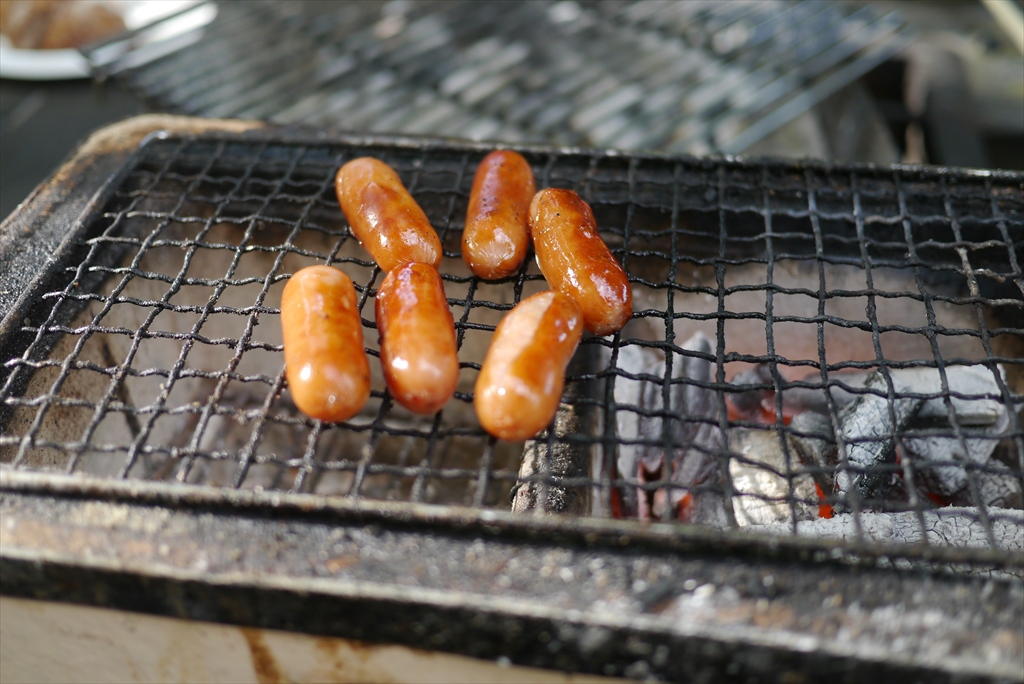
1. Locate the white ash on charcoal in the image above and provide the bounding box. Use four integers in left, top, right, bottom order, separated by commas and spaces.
907, 414, 1022, 509
967, 458, 1023, 509
834, 370, 923, 512
764, 365, 1012, 425
787, 411, 839, 496
728, 427, 819, 526
785, 408, 913, 512
895, 366, 1020, 508
732, 363, 1021, 510
903, 364, 1011, 425
748, 508, 1024, 578
612, 333, 727, 524
727, 363, 775, 418
731, 364, 1011, 427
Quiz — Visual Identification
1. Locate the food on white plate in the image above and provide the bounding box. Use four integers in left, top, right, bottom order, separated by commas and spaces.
281, 265, 370, 422
529, 188, 632, 336
375, 262, 459, 414
335, 157, 442, 273
462, 149, 535, 280
0, 0, 125, 50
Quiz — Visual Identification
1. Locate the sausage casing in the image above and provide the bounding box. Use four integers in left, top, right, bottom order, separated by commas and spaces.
475, 290, 583, 441
462, 150, 535, 279
336, 157, 442, 272
529, 188, 632, 336
376, 262, 460, 414
281, 265, 371, 422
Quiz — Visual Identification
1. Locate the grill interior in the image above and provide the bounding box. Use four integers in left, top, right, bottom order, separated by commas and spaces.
84, 0, 911, 154
1, 129, 1022, 566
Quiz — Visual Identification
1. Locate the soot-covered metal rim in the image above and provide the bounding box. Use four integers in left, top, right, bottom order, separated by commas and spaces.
2, 468, 1023, 683
1, 468, 1020, 573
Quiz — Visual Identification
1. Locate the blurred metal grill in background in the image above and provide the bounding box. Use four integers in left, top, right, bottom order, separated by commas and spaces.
1, 118, 1023, 681
83, 0, 912, 154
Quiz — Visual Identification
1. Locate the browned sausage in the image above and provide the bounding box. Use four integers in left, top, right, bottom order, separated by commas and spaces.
462, 150, 535, 279
375, 262, 459, 414
281, 265, 371, 422
474, 290, 583, 441
335, 157, 442, 272
529, 188, 632, 336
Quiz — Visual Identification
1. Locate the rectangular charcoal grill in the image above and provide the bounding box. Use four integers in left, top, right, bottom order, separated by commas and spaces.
1, 116, 1023, 682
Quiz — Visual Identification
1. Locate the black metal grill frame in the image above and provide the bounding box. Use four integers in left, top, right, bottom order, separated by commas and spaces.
1, 116, 1023, 682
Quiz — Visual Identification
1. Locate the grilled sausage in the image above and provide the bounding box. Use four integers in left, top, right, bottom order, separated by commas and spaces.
462, 150, 535, 279
475, 290, 583, 441
529, 188, 632, 336
376, 262, 459, 414
336, 157, 442, 272
281, 265, 371, 422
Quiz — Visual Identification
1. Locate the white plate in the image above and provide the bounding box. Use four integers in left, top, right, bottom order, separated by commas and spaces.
0, 0, 213, 81
0, 37, 91, 80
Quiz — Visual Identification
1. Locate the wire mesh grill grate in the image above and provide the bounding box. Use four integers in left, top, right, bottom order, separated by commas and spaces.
84, 0, 911, 154
1, 135, 1022, 562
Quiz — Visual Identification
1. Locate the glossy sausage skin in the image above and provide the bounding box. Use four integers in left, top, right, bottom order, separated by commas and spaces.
529, 188, 632, 336
475, 291, 583, 441
376, 262, 459, 414
462, 150, 535, 279
281, 266, 371, 422
336, 157, 442, 273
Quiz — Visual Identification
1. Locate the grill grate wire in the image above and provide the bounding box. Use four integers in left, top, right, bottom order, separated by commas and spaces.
83, 0, 912, 155
1, 135, 1022, 564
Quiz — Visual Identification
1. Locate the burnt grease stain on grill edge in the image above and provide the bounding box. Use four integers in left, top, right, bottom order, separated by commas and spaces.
0, 133, 1022, 564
